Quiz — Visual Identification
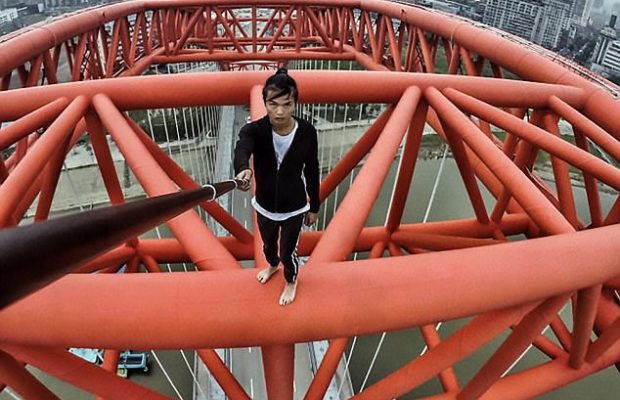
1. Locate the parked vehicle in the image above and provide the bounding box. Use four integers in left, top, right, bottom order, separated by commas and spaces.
69, 348, 149, 377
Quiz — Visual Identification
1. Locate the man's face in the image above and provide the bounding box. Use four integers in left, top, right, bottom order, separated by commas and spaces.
265, 91, 295, 130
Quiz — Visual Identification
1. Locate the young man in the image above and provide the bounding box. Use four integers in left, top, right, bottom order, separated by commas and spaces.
234, 68, 320, 306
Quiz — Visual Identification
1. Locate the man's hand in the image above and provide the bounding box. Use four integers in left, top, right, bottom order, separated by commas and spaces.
235, 169, 253, 191
304, 212, 318, 226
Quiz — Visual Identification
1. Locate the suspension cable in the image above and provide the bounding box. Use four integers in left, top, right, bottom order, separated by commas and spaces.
179, 349, 207, 399
151, 350, 185, 400
419, 144, 450, 356
359, 332, 387, 392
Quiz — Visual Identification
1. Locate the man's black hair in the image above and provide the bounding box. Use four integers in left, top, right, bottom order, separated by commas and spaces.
262, 68, 298, 103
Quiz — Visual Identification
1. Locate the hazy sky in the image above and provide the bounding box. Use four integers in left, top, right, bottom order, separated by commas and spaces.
595, 0, 620, 11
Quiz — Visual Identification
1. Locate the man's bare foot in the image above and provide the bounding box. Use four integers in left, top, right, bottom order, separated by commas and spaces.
257, 266, 279, 284
279, 281, 297, 306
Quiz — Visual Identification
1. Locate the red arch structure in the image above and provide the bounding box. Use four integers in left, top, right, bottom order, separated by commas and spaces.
1, 1, 619, 398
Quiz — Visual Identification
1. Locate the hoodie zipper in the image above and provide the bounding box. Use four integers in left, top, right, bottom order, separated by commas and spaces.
275, 166, 280, 212
272, 120, 297, 213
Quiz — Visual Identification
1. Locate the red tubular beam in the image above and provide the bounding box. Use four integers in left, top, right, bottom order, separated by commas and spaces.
266, 6, 296, 52
15, 137, 28, 164
10, 173, 42, 226
75, 215, 526, 268
548, 96, 620, 161
101, 349, 120, 373
593, 290, 620, 363
368, 240, 386, 258
141, 254, 162, 273
386, 100, 427, 232
343, 44, 389, 71
2, 223, 618, 349
304, 338, 348, 400
425, 87, 574, 236
0, 98, 69, 150
0, 157, 8, 183
456, 295, 570, 400
0, 2, 144, 78
250, 84, 266, 119
425, 104, 523, 218
304, 212, 386, 400
263, 344, 295, 400
549, 315, 573, 352
312, 86, 420, 263
139, 236, 252, 261
213, 7, 246, 53
3, 345, 171, 400
443, 88, 620, 191
473, 344, 620, 399
570, 284, 602, 369
573, 130, 603, 227
542, 112, 579, 227
387, 240, 404, 257
153, 51, 355, 63
353, 304, 535, 399
92, 94, 239, 271
34, 134, 72, 221
172, 6, 205, 54
0, 350, 59, 400
0, 71, 586, 120
489, 139, 536, 223
396, 213, 529, 238
586, 314, 620, 363
419, 325, 460, 392
581, 90, 620, 141
73, 245, 135, 274
0, 96, 88, 227
84, 111, 126, 205
603, 197, 620, 226
304, 6, 334, 51
532, 335, 567, 360
319, 105, 394, 201
391, 232, 503, 251
95, 349, 120, 400
196, 349, 250, 399
439, 111, 490, 224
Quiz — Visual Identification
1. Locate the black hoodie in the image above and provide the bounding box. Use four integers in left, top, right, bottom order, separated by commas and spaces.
233, 115, 320, 214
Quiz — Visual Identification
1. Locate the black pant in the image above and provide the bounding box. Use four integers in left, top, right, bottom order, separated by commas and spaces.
256, 212, 304, 283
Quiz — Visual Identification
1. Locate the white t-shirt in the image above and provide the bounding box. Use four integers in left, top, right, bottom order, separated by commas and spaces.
252, 121, 310, 221
272, 121, 298, 167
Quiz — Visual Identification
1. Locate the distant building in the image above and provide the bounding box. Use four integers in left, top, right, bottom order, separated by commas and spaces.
591, 14, 620, 74
534, 0, 573, 48
482, 0, 572, 49
572, 0, 594, 26
44, 0, 89, 9
413, 0, 484, 21
0, 8, 19, 24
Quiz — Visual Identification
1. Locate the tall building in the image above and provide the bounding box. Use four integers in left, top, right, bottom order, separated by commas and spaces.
591, 14, 620, 74
534, 0, 573, 48
483, 0, 544, 42
0, 8, 19, 24
483, 0, 573, 49
571, 0, 593, 26
44, 0, 89, 9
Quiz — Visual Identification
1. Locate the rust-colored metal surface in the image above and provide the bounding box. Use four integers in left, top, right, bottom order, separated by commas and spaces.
0, 1, 618, 398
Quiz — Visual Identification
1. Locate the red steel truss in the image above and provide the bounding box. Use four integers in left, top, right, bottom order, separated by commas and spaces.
0, 0, 619, 399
